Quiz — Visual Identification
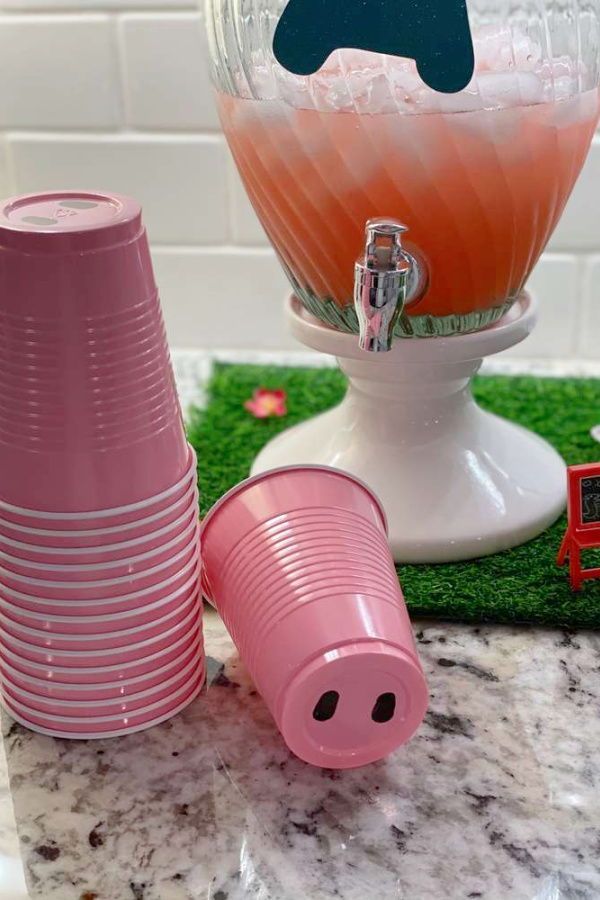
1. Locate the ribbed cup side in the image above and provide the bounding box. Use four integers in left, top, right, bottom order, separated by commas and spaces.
0, 517, 204, 738
0, 309, 64, 449
216, 506, 389, 571
0, 291, 181, 454
212, 508, 400, 670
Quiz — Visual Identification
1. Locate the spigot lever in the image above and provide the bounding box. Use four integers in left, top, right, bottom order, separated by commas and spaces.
354, 219, 422, 353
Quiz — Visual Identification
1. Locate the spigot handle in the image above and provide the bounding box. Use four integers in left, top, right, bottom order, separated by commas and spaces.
354, 219, 425, 352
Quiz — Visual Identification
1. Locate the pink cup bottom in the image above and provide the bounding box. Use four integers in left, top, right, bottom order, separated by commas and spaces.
0, 624, 202, 683
1, 669, 205, 739
276, 640, 428, 769
0, 637, 203, 701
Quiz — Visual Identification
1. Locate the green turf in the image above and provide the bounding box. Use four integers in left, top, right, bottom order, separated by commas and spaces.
188, 363, 600, 629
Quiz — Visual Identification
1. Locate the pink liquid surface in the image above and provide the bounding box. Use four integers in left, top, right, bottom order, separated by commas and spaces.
219, 90, 599, 319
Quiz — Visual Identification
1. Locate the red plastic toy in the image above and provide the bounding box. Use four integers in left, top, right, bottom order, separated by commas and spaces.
557, 463, 600, 590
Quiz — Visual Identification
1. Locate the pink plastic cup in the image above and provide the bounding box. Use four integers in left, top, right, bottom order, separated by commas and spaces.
0, 553, 200, 617
0, 480, 198, 548
0, 515, 199, 579
0, 492, 198, 563
1, 668, 205, 738
0, 559, 201, 618
0, 600, 202, 667
0, 637, 202, 701
0, 191, 190, 512
0, 445, 197, 530
0, 624, 202, 684
0, 574, 200, 634
201, 465, 428, 769
1, 650, 203, 717
0, 587, 199, 651
0, 528, 200, 600
2, 680, 204, 739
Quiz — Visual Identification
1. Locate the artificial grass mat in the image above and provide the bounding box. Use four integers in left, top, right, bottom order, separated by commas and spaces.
188, 363, 600, 630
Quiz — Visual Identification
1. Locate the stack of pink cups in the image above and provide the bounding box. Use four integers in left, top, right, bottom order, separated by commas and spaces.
0, 191, 204, 738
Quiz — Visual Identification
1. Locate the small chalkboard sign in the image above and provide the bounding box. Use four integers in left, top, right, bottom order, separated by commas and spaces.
581, 476, 600, 525
557, 463, 600, 589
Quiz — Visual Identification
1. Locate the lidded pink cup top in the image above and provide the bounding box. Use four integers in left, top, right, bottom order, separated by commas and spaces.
0, 191, 189, 512
201, 465, 429, 770
0, 191, 151, 304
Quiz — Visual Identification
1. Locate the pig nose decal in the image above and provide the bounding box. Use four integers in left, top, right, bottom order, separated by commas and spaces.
273, 0, 475, 94
313, 690, 340, 721
372, 692, 397, 723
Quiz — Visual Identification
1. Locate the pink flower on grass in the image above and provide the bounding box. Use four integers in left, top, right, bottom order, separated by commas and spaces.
244, 387, 288, 419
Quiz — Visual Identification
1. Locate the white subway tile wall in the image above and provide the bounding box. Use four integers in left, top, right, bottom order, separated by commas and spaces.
9, 133, 229, 243
548, 136, 600, 253
503, 255, 580, 359
582, 257, 600, 359
0, 138, 9, 199
152, 247, 292, 348
0, 14, 121, 128
120, 13, 220, 130
0, 1, 597, 357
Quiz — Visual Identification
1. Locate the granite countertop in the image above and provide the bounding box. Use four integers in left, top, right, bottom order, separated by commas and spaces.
0, 351, 597, 900
0, 609, 598, 900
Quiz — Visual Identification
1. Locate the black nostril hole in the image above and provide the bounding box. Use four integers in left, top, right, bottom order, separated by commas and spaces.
372, 692, 396, 723
313, 690, 339, 721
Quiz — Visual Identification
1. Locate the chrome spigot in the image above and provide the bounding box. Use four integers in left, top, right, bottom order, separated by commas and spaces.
354, 219, 425, 352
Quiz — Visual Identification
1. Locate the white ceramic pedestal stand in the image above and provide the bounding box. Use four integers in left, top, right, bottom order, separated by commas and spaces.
251, 293, 566, 563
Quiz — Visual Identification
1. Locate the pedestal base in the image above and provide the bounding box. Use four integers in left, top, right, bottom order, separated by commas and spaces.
252, 295, 566, 563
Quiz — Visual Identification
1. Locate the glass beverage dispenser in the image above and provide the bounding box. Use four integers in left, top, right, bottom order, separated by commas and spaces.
205, 0, 600, 562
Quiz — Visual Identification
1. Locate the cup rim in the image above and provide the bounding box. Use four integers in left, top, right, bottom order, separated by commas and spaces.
0, 638, 201, 692
0, 587, 200, 643
0, 446, 196, 521
0, 492, 199, 556
0, 622, 202, 675
0, 564, 201, 623
0, 483, 198, 540
0, 601, 201, 658
0, 516, 199, 573
0, 527, 199, 590
1, 674, 204, 739
2, 669, 204, 724
200, 465, 387, 540
2, 650, 203, 709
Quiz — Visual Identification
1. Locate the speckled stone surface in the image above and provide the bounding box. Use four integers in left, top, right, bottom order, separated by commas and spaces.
0, 609, 599, 900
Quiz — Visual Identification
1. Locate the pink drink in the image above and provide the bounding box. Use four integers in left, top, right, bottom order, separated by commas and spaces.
217, 47, 599, 332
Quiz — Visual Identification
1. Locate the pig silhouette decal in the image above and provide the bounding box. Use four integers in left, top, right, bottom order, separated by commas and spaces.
273, 0, 475, 94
